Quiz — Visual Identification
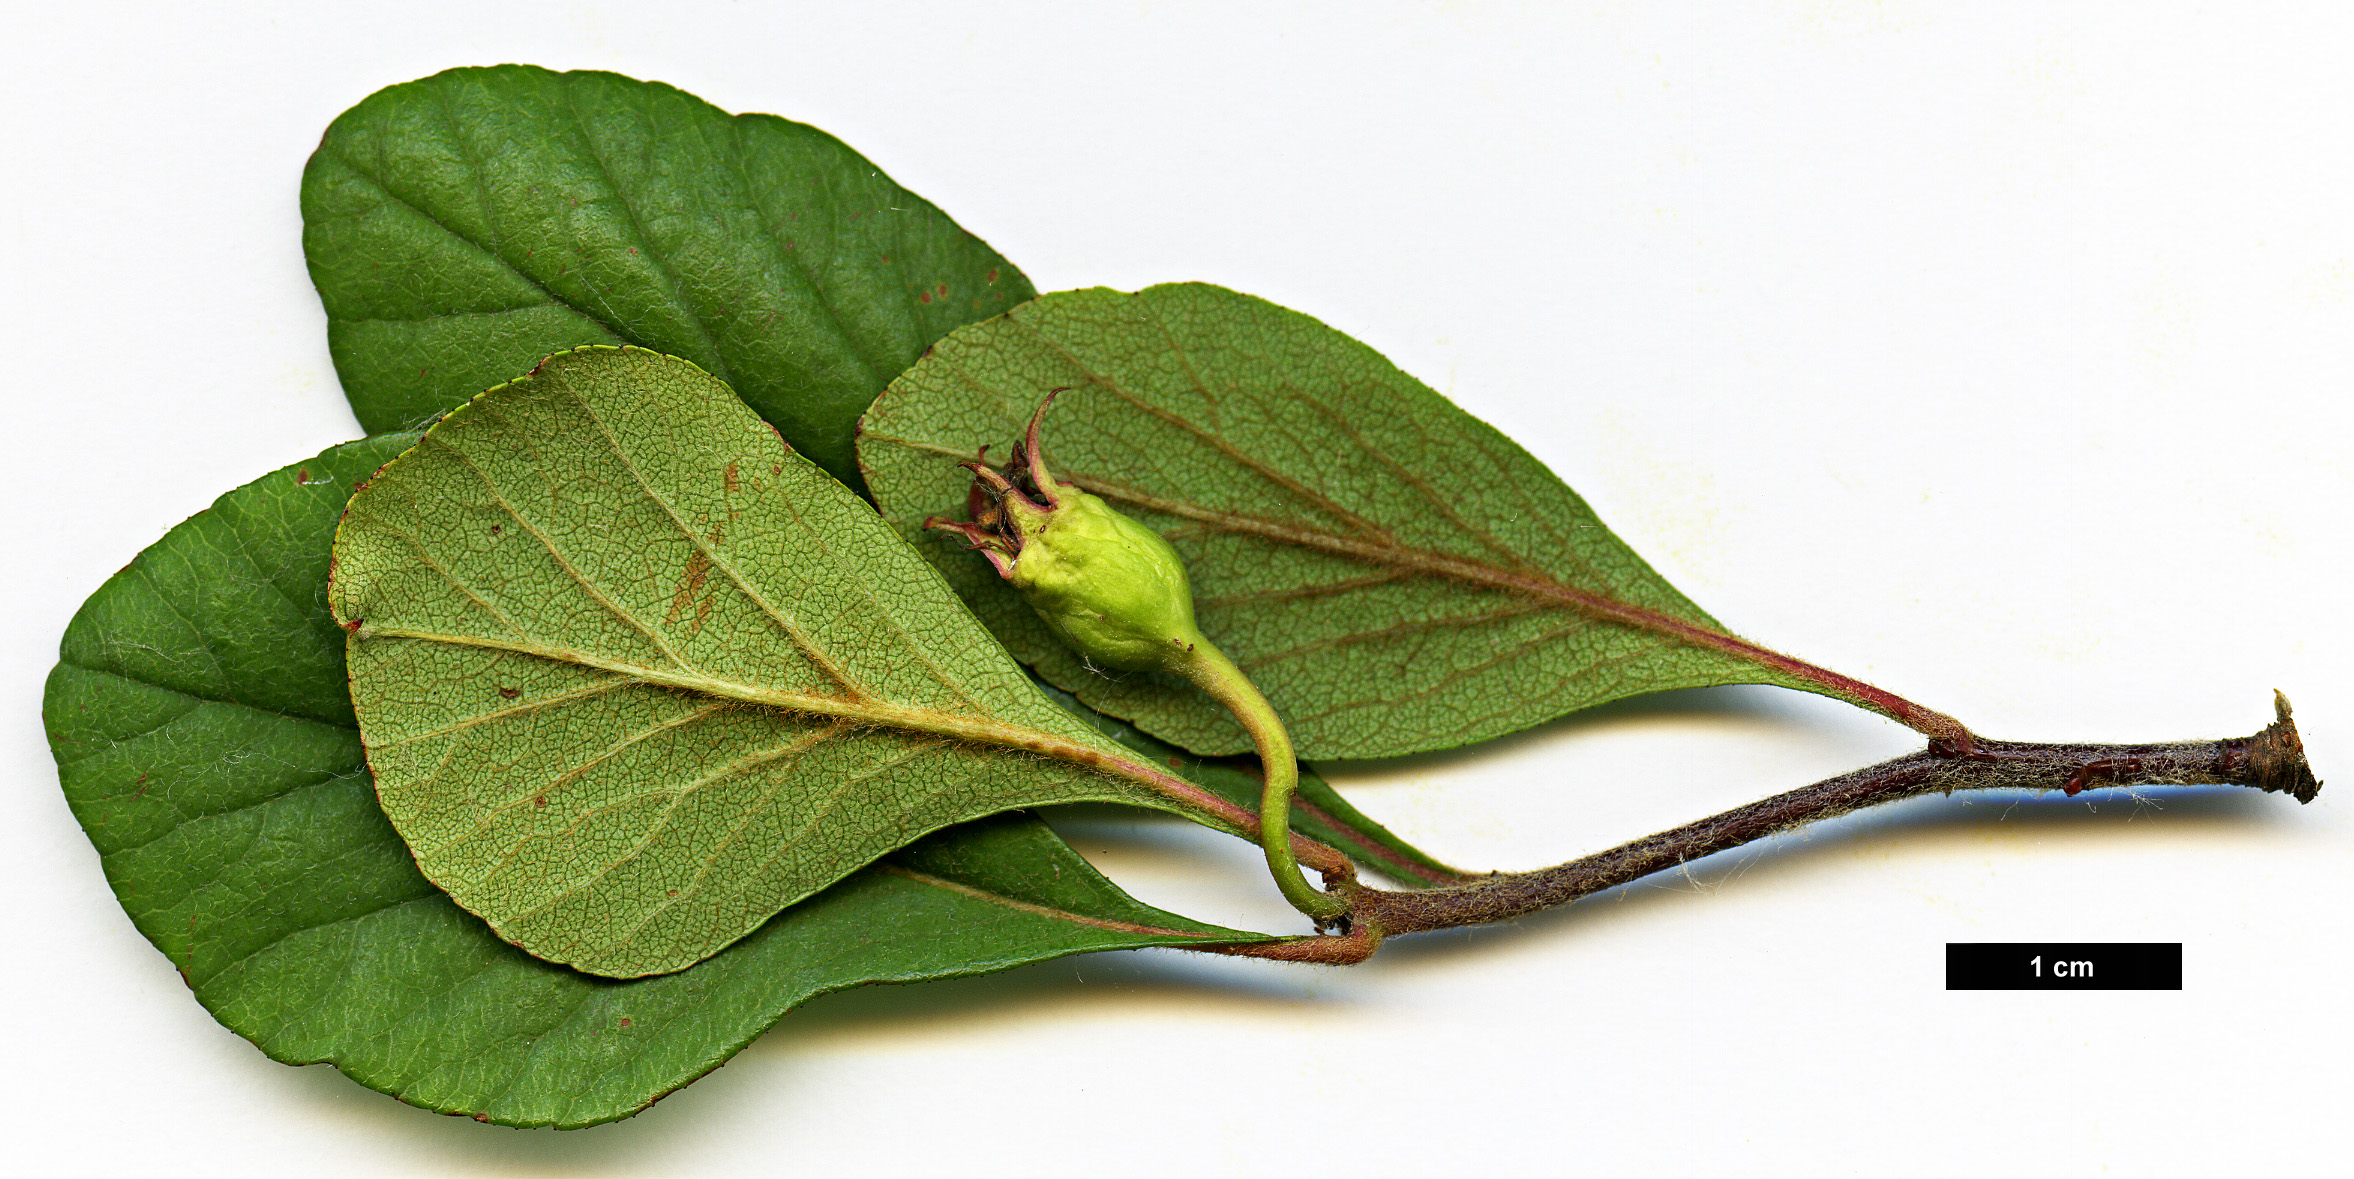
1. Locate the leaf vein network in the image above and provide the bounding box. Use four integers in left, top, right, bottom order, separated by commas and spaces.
526, 721, 851, 955
555, 375, 883, 702
328, 133, 627, 344
998, 309, 1390, 543
414, 427, 696, 671
725, 112, 890, 393
558, 82, 738, 387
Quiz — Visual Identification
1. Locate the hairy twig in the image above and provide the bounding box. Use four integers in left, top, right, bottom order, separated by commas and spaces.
1206, 693, 2318, 965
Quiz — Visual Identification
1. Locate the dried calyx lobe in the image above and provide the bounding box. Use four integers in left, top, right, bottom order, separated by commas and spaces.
926, 393, 1211, 676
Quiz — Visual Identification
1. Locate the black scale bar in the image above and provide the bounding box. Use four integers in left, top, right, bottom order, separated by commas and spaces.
1946, 942, 2182, 990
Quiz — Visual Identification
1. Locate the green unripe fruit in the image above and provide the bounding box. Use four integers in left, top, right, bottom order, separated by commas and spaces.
924, 394, 1207, 675
1002, 487, 1205, 673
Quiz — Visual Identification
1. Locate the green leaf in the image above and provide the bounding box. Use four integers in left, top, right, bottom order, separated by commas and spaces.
859, 283, 1850, 759
302, 65, 1033, 491
333, 346, 1274, 978
46, 434, 1259, 1129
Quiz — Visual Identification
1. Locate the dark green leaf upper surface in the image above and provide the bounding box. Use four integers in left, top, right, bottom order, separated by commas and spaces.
860, 284, 1823, 759
332, 347, 1265, 977
303, 65, 1033, 489
47, 435, 1258, 1128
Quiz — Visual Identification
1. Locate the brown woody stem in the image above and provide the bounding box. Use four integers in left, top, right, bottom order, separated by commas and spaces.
1201, 693, 2317, 965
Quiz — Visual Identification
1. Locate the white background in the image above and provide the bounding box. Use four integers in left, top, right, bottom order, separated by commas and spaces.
4, 3, 2348, 1175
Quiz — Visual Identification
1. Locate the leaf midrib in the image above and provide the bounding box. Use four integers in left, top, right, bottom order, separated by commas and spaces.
358, 623, 1059, 743
1064, 472, 1729, 639
553, 80, 740, 389
871, 426, 1950, 739
55, 660, 356, 750
869, 429, 1727, 638
722, 113, 892, 396
323, 146, 627, 342
874, 863, 1234, 940
1064, 468, 1951, 732
355, 626, 1249, 831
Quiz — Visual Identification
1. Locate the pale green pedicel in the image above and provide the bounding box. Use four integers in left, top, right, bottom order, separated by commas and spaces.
332, 347, 1252, 978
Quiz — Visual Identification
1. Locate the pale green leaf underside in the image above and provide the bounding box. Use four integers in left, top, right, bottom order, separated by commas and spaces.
302, 65, 1034, 490
49, 434, 1256, 1128
333, 347, 1236, 978
860, 283, 1823, 759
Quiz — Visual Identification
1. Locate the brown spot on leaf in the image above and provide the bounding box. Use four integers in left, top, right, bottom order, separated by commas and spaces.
918, 290, 932, 304
1167, 757, 1185, 771
498, 686, 520, 699
619, 1018, 633, 1028
986, 268, 999, 283
666, 550, 712, 629
295, 467, 308, 484
724, 462, 739, 494
490, 524, 503, 536
534, 796, 548, 808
